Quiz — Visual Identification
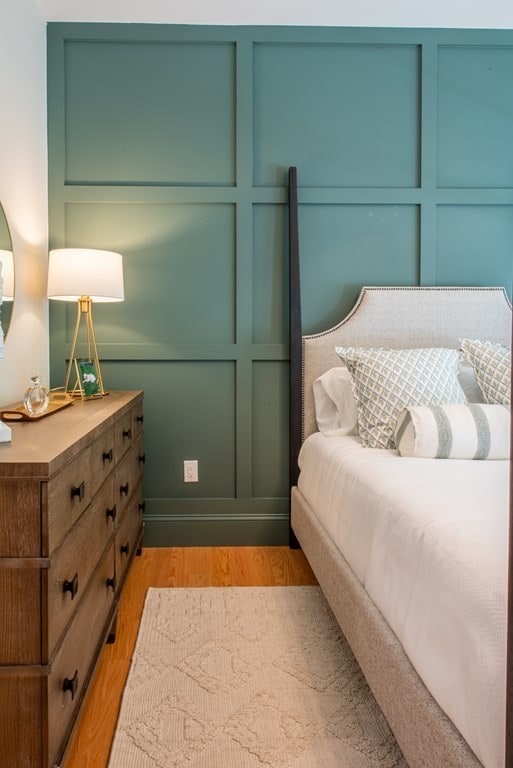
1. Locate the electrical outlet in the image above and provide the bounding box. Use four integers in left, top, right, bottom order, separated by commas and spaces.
183, 459, 198, 483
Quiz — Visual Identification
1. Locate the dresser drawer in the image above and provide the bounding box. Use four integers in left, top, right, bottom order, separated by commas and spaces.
114, 409, 135, 462
46, 543, 116, 766
88, 425, 116, 500
114, 434, 144, 521
45, 446, 94, 555
131, 402, 144, 440
45, 475, 115, 661
45, 428, 118, 556
115, 482, 143, 590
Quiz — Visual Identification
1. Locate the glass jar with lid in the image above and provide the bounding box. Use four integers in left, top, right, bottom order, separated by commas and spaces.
23, 375, 49, 416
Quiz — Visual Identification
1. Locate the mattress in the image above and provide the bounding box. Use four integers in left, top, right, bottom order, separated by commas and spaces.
298, 432, 508, 768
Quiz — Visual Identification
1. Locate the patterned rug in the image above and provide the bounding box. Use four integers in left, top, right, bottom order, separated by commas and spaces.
108, 586, 408, 768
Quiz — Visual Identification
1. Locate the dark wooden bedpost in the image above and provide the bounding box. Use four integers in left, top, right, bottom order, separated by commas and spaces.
507, 307, 513, 767
289, 166, 301, 548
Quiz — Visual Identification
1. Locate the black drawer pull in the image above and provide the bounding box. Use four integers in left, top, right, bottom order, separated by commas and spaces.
120, 482, 129, 497
62, 573, 79, 600
139, 453, 146, 465
62, 670, 79, 700
120, 542, 130, 557
138, 501, 146, 514
102, 448, 113, 463
106, 505, 117, 522
123, 428, 132, 440
136, 414, 144, 424
106, 575, 117, 591
71, 482, 85, 501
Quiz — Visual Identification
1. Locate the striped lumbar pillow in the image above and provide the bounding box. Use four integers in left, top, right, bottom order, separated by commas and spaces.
395, 403, 510, 459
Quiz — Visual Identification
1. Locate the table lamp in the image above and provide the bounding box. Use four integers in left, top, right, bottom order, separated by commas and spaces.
47, 248, 124, 397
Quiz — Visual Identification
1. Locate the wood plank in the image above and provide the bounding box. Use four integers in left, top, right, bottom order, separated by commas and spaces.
0, 677, 42, 767
0, 482, 42, 556
0, 569, 41, 664
0, 392, 143, 479
62, 545, 316, 768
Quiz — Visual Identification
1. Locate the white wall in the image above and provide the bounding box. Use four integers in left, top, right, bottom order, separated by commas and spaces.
0, 0, 48, 404
36, 0, 513, 28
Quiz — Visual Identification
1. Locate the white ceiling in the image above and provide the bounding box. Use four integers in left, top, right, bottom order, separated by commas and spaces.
34, 0, 513, 28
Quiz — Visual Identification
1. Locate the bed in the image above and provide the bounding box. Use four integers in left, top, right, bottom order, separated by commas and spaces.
287, 169, 512, 768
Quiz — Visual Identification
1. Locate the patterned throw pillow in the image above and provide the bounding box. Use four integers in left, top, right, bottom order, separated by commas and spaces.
461, 339, 511, 405
395, 403, 510, 459
334, 347, 466, 449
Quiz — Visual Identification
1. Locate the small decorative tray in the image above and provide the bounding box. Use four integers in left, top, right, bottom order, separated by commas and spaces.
1, 392, 74, 421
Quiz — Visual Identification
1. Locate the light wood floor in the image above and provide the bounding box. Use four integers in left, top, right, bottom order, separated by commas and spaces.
63, 546, 317, 768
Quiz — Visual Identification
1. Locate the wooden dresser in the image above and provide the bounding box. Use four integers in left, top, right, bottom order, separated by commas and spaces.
0, 390, 144, 768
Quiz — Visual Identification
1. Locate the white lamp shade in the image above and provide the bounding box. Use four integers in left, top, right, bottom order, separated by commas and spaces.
0, 250, 14, 301
48, 248, 124, 302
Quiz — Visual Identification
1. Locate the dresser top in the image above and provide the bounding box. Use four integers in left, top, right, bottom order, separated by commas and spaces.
0, 390, 143, 479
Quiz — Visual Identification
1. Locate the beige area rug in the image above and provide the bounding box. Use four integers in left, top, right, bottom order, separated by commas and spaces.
108, 586, 408, 768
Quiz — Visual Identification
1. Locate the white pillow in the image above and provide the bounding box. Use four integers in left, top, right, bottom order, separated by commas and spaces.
461, 338, 511, 405
458, 365, 484, 403
395, 403, 510, 459
312, 367, 358, 435
334, 346, 466, 449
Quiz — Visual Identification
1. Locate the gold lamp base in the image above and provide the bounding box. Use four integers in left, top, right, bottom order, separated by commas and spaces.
64, 296, 106, 399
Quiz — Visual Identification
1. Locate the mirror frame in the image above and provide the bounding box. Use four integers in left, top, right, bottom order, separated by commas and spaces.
0, 203, 14, 337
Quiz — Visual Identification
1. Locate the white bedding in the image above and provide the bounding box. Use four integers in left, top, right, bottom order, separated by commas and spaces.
298, 432, 508, 768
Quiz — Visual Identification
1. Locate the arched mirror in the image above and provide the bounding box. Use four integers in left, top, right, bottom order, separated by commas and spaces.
0, 204, 14, 338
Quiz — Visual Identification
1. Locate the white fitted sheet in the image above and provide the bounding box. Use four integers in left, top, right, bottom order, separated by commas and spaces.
298, 432, 508, 768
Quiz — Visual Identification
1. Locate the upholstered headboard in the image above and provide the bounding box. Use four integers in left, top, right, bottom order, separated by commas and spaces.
301, 285, 512, 442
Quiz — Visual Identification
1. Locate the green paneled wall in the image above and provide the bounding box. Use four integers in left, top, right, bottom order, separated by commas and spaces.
253, 43, 420, 188
47, 24, 513, 546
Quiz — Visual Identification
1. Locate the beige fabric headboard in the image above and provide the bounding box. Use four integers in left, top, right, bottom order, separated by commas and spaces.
302, 286, 512, 442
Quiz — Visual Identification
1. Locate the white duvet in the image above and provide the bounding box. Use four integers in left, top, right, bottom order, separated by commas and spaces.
298, 432, 508, 768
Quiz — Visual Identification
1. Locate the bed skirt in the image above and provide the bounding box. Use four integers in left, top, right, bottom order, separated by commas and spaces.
291, 485, 483, 768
